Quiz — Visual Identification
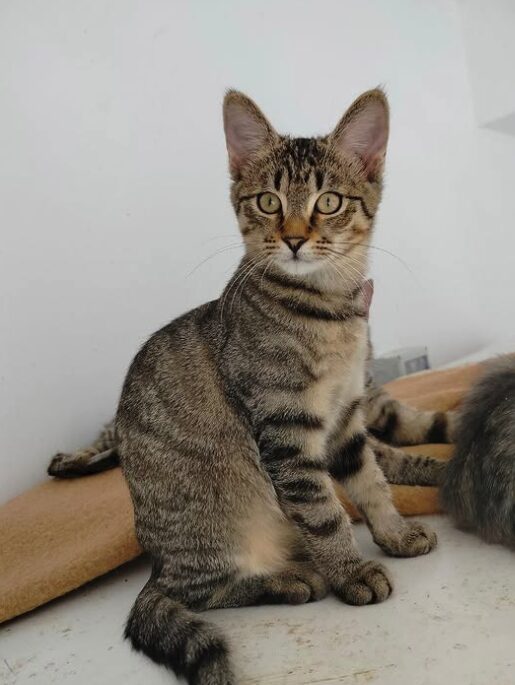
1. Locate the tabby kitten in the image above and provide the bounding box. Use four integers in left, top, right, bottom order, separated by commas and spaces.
52, 90, 444, 685
441, 355, 515, 547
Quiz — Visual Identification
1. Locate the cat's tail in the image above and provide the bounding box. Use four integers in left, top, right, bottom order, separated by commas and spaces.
369, 435, 447, 486
47, 420, 119, 478
125, 578, 234, 685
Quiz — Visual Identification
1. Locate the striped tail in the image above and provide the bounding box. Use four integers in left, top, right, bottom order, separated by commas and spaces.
370, 436, 448, 486
125, 579, 234, 685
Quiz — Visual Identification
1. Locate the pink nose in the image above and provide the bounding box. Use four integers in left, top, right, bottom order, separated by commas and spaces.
282, 237, 307, 254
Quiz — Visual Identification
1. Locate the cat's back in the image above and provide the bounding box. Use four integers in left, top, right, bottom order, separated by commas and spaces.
116, 300, 222, 436
441, 355, 515, 546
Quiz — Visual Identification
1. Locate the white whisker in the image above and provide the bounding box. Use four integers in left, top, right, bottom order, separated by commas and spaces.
186, 244, 243, 278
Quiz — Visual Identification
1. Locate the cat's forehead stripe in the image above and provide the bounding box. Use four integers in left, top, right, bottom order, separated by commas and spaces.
271, 137, 326, 189
273, 168, 283, 192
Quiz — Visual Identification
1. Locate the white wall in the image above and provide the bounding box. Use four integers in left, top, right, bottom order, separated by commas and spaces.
2, 0, 515, 503
456, 0, 515, 127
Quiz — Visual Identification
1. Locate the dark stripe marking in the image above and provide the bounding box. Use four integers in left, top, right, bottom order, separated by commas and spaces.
281, 477, 327, 504
381, 410, 399, 442
370, 406, 399, 443
427, 412, 448, 443
236, 193, 258, 213
291, 457, 327, 471
261, 409, 324, 431
329, 433, 366, 480
251, 373, 314, 393
277, 297, 354, 322
274, 169, 283, 191
293, 513, 342, 537
259, 440, 326, 476
347, 195, 374, 219
264, 270, 322, 296
259, 442, 301, 466
284, 157, 293, 185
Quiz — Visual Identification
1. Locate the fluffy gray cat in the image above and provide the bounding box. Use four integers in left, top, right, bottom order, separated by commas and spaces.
441, 356, 515, 547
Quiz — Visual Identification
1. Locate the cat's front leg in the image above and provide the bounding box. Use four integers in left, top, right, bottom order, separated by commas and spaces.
258, 421, 392, 605
330, 405, 437, 557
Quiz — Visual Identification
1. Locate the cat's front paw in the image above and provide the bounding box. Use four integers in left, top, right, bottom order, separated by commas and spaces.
334, 561, 392, 605
376, 520, 437, 558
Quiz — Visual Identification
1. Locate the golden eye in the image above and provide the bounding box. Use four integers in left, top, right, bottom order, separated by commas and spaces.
315, 192, 342, 215
257, 192, 282, 214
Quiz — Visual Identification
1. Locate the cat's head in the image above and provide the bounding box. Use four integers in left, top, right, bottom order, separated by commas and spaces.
223, 89, 388, 286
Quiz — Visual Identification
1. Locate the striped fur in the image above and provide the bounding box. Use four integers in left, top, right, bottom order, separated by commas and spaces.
365, 382, 455, 446
47, 90, 440, 684
48, 381, 452, 486
369, 436, 446, 486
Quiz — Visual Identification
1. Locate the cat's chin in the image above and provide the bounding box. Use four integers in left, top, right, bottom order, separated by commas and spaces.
276, 258, 324, 277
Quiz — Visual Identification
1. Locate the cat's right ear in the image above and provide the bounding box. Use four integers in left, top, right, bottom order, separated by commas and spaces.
329, 88, 389, 182
223, 91, 277, 179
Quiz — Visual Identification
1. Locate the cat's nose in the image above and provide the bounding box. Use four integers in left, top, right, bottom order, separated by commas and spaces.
282, 237, 307, 255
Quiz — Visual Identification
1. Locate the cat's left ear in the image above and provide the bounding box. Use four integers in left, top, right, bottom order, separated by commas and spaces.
330, 89, 389, 182
223, 90, 278, 179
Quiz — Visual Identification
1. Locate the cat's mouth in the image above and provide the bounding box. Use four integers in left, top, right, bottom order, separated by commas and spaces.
276, 252, 322, 276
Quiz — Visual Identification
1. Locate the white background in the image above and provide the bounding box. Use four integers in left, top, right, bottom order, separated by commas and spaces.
2, 0, 515, 503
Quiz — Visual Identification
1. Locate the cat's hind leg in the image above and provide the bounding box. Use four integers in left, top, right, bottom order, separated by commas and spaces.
123, 439, 327, 685
205, 560, 328, 609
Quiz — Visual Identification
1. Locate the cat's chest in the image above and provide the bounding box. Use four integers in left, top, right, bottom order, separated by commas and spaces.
304, 319, 367, 424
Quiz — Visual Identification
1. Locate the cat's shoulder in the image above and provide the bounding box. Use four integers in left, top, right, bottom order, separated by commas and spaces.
126, 300, 219, 374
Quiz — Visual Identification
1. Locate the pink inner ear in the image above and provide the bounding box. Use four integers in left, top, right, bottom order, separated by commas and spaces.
224, 104, 269, 175
336, 101, 388, 179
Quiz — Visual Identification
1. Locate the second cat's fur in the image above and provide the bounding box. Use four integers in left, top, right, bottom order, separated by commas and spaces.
441, 355, 515, 547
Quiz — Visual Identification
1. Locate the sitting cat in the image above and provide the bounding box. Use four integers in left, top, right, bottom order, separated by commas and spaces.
48, 89, 452, 685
